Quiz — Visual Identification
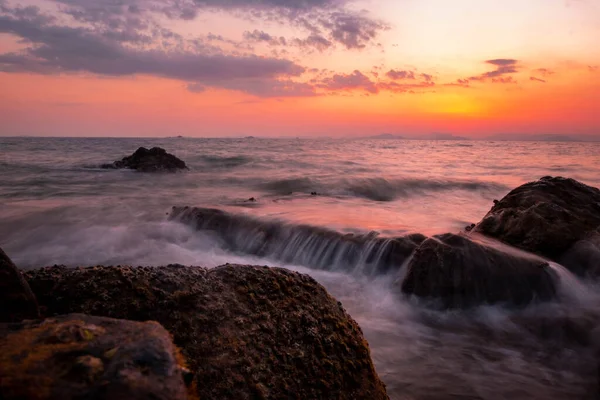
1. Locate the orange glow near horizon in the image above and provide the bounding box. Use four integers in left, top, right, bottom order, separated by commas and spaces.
1, 0, 599, 137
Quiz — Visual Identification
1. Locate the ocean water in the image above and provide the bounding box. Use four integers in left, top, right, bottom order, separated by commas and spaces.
1, 136, 600, 399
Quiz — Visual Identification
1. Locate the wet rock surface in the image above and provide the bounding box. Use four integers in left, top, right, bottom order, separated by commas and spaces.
0, 247, 39, 322
24, 264, 389, 400
0, 314, 190, 400
102, 147, 188, 172
475, 176, 600, 273
400, 233, 557, 308
170, 206, 421, 274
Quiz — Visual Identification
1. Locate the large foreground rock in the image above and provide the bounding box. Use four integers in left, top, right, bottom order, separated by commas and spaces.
400, 233, 557, 308
474, 176, 600, 273
0, 247, 38, 322
0, 314, 190, 400
102, 147, 188, 172
170, 206, 422, 275
25, 264, 389, 400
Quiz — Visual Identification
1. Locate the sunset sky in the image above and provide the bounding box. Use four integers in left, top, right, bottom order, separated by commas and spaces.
0, 0, 599, 137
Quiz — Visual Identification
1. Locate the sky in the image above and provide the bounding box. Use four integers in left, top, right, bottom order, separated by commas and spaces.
0, 0, 599, 137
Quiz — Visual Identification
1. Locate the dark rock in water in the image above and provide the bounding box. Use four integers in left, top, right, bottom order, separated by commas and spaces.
169, 206, 420, 274
400, 233, 557, 308
24, 264, 389, 400
0, 247, 38, 322
475, 177, 600, 271
560, 233, 600, 278
0, 314, 190, 400
247, 197, 256, 202
102, 147, 188, 172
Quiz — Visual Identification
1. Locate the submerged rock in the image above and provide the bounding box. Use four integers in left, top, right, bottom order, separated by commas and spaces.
0, 247, 38, 322
169, 206, 420, 274
475, 177, 600, 273
0, 314, 190, 400
25, 264, 389, 400
400, 233, 557, 308
560, 233, 600, 278
102, 147, 188, 172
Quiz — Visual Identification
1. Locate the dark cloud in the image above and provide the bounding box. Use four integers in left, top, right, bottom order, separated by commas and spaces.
534, 68, 554, 76
486, 59, 518, 66
319, 70, 378, 93
444, 79, 470, 87
386, 69, 415, 80
469, 59, 519, 81
322, 11, 388, 49
491, 76, 517, 84
199, 78, 317, 97
51, 0, 386, 50
243, 29, 287, 46
421, 73, 433, 82
377, 80, 434, 93
530, 76, 546, 83
0, 5, 304, 89
291, 34, 332, 51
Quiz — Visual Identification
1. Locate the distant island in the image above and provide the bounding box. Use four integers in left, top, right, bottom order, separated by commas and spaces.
365, 133, 469, 140
368, 133, 405, 140
484, 133, 600, 142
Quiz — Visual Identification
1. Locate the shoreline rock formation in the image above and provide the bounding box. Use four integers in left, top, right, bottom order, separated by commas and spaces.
23, 264, 389, 400
474, 176, 600, 276
400, 233, 557, 308
0, 314, 192, 400
101, 147, 188, 172
0, 247, 39, 322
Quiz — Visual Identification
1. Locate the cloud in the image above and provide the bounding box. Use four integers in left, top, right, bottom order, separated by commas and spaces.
52, 0, 386, 50
444, 79, 470, 87
491, 76, 517, 84
0, 3, 305, 95
319, 70, 378, 93
200, 78, 317, 97
589, 65, 599, 72
243, 29, 332, 51
386, 69, 415, 80
321, 11, 388, 49
187, 83, 206, 93
291, 34, 332, 51
243, 30, 287, 46
421, 73, 433, 82
469, 59, 519, 81
534, 68, 554, 76
529, 76, 546, 83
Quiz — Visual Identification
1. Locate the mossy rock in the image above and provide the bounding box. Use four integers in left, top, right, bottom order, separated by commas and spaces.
25, 264, 389, 400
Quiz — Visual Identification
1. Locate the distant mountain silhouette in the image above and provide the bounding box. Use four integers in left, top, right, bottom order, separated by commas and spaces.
368, 133, 406, 139
485, 134, 600, 142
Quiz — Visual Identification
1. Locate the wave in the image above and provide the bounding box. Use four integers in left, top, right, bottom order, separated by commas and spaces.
257, 177, 508, 202
199, 155, 252, 168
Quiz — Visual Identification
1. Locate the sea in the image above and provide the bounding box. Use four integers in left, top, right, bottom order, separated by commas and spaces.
1, 136, 600, 399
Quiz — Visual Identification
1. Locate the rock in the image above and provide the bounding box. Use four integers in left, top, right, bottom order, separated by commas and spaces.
170, 206, 419, 275
475, 177, 600, 268
25, 264, 389, 400
560, 233, 600, 277
400, 233, 557, 308
0, 314, 190, 400
102, 147, 188, 172
0, 247, 39, 322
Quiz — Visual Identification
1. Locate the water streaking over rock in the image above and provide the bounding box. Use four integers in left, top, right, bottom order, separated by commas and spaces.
169, 206, 424, 275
